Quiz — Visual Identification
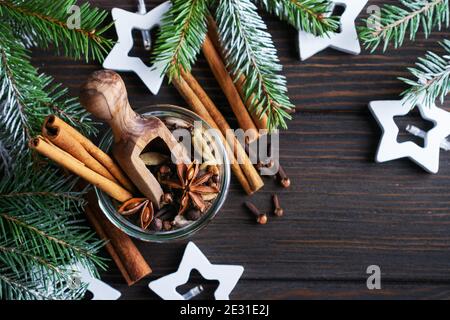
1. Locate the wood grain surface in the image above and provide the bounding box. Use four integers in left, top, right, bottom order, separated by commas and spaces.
31, 0, 450, 299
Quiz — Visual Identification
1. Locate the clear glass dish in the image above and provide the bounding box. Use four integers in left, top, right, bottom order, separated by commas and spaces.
95, 105, 230, 242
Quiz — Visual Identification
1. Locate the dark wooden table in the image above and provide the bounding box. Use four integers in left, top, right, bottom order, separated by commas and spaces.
32, 0, 450, 299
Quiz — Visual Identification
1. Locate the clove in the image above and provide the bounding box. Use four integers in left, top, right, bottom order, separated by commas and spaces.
272, 194, 284, 217
276, 164, 290, 188
244, 201, 268, 225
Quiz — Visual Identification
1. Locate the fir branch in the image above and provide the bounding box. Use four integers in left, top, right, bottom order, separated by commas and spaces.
255, 0, 339, 35
359, 0, 449, 52
0, 268, 86, 300
0, 0, 113, 61
0, 214, 102, 264
152, 0, 211, 80
1, 191, 83, 202
0, 241, 68, 289
0, 23, 31, 145
0, 165, 105, 265
0, 0, 110, 300
400, 39, 450, 106
0, 272, 55, 300
0, 161, 105, 300
0, 21, 97, 155
215, 0, 294, 130
0, 139, 12, 173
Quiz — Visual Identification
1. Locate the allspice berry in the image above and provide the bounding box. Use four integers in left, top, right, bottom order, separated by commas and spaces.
163, 220, 172, 231
185, 209, 202, 221
150, 218, 163, 231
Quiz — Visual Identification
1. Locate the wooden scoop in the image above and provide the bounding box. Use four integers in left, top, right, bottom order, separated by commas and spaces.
80, 70, 189, 209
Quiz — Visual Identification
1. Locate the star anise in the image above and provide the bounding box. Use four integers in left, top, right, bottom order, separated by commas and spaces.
160, 162, 219, 215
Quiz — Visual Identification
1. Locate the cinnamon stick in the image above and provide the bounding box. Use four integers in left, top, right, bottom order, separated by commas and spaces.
172, 75, 254, 194
202, 35, 259, 143
29, 136, 132, 202
206, 16, 268, 130
206, 15, 221, 52
42, 124, 118, 183
43, 115, 135, 193
86, 191, 151, 286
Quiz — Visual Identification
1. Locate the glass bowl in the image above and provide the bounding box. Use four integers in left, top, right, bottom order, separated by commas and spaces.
95, 105, 230, 242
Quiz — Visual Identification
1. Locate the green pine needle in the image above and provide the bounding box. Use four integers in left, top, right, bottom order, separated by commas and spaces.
0, 160, 106, 300
359, 0, 449, 52
0, 0, 113, 62
255, 0, 339, 35
152, 0, 211, 80
0, 1, 111, 300
0, 21, 97, 158
400, 39, 450, 106
215, 0, 294, 130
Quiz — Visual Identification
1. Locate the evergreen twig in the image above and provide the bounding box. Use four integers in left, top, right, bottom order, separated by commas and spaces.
0, 1, 111, 300
0, 21, 97, 158
359, 0, 449, 52
255, 0, 339, 35
152, 0, 211, 80
0, 161, 106, 300
400, 39, 450, 106
214, 0, 294, 130
0, 0, 113, 61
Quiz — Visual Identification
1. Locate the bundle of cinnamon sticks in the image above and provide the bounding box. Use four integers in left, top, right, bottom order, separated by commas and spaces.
172, 20, 271, 195
30, 115, 134, 202
30, 115, 151, 285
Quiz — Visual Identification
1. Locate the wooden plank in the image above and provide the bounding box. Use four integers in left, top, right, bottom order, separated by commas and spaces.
99, 276, 450, 300
84, 113, 450, 284
27, 0, 450, 299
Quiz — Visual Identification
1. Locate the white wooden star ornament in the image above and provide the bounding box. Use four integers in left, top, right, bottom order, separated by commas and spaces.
148, 242, 244, 300
369, 99, 450, 174
298, 0, 368, 61
103, 1, 171, 95
68, 263, 121, 300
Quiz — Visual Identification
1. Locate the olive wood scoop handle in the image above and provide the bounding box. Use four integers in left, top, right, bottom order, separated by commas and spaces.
80, 70, 189, 208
